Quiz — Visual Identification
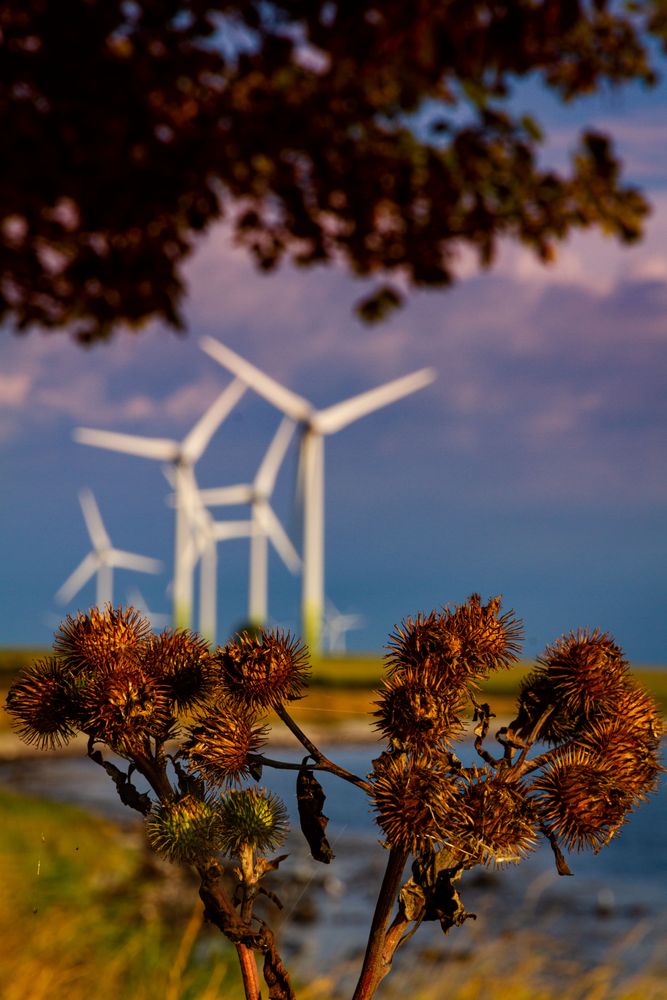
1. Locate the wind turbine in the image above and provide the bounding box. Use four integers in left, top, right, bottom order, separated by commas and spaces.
56, 489, 162, 607
197, 416, 301, 629
173, 471, 255, 644
324, 599, 364, 654
73, 379, 246, 629
200, 337, 436, 654
126, 588, 171, 631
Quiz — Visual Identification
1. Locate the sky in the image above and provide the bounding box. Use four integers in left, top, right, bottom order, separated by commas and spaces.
1, 74, 666, 662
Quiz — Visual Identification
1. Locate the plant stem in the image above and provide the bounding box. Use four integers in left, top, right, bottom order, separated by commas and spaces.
250, 751, 371, 792
351, 845, 409, 1000
274, 705, 373, 792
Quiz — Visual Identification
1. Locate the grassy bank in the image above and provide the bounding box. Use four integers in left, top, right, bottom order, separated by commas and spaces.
0, 788, 240, 1000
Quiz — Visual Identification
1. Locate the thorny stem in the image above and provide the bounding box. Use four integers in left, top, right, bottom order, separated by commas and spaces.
274, 705, 373, 793
351, 845, 410, 1000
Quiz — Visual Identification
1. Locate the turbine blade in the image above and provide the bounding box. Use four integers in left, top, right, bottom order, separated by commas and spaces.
55, 552, 99, 603
73, 427, 179, 462
259, 504, 301, 573
182, 379, 247, 462
198, 484, 254, 506
79, 488, 111, 550
313, 368, 437, 435
201, 338, 312, 422
212, 519, 254, 541
108, 551, 163, 573
255, 417, 296, 496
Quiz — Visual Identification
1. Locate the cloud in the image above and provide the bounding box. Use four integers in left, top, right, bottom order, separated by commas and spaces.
0, 372, 30, 407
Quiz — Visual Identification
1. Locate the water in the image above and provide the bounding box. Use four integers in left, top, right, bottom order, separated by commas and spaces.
1, 743, 665, 984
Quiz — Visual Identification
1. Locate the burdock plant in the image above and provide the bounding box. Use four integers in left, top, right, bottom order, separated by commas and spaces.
5, 598, 663, 1000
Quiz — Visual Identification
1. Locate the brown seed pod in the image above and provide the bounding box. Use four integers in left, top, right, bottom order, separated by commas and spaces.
512, 668, 580, 745
384, 611, 463, 682
143, 628, 213, 710
540, 628, 629, 718
183, 699, 269, 787
576, 718, 662, 804
5, 657, 80, 749
449, 773, 538, 867
370, 753, 459, 854
53, 605, 152, 674
441, 594, 524, 679
530, 747, 632, 853
80, 652, 174, 754
213, 628, 310, 710
609, 682, 665, 748
373, 668, 465, 756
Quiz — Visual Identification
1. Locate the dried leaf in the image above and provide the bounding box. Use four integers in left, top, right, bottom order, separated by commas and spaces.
88, 746, 152, 815
296, 767, 335, 863
409, 849, 476, 934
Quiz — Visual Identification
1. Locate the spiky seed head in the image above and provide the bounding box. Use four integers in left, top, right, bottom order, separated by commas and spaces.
213, 629, 310, 710
385, 611, 463, 680
449, 774, 538, 867
442, 594, 524, 679
373, 669, 465, 755
81, 653, 174, 754
611, 682, 664, 748
540, 629, 628, 718
531, 748, 632, 853
370, 754, 459, 854
143, 629, 213, 710
146, 794, 222, 864
217, 788, 289, 857
576, 718, 662, 804
53, 605, 152, 674
512, 668, 580, 745
183, 699, 269, 786
5, 657, 80, 749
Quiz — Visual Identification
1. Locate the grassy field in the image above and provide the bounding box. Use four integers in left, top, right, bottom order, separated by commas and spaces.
0, 788, 241, 1000
0, 789, 664, 1000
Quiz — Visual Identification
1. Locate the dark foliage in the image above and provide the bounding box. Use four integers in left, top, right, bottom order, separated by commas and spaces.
2, 2, 666, 341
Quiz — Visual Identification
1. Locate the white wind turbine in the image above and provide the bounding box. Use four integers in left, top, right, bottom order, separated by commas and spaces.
200, 338, 436, 654
172, 471, 255, 645
126, 588, 171, 631
56, 489, 162, 607
197, 416, 301, 629
324, 599, 364, 653
73, 380, 246, 629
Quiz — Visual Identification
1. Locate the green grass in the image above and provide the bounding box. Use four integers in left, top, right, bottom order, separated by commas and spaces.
0, 788, 240, 1000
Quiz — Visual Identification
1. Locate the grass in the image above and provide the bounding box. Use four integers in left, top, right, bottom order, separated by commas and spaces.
0, 788, 241, 1000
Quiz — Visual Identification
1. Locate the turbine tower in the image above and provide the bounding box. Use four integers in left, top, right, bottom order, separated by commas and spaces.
200, 338, 436, 654
56, 489, 162, 607
73, 379, 245, 629
174, 470, 255, 645
197, 416, 301, 629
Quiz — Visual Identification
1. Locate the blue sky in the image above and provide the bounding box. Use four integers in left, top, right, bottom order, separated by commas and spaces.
1, 79, 666, 662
